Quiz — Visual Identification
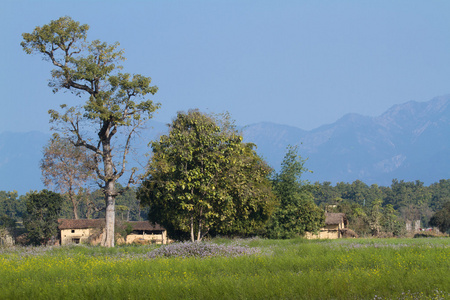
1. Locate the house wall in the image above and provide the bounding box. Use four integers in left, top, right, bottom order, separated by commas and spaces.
306, 224, 342, 239
0, 234, 14, 246
126, 231, 167, 244
60, 228, 92, 245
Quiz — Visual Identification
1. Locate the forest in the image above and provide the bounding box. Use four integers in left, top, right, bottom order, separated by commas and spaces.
313, 179, 450, 236
1, 177, 449, 241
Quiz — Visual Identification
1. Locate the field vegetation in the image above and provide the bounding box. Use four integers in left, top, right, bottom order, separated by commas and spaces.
1, 237, 449, 299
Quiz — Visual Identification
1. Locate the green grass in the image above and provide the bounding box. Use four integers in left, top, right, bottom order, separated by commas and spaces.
0, 238, 449, 299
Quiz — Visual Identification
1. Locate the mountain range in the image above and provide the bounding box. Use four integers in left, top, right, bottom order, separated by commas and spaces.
2, 95, 450, 195
243, 95, 450, 185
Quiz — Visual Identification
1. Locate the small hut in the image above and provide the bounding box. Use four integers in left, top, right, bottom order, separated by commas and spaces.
306, 213, 348, 239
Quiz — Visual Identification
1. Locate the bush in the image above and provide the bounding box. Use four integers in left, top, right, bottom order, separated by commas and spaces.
413, 231, 448, 238
146, 241, 261, 258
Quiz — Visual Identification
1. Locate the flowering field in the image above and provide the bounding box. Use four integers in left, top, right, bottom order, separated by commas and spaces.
0, 238, 449, 299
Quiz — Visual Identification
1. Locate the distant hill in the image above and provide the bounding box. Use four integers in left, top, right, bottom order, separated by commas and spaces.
242, 95, 450, 186
2, 95, 450, 194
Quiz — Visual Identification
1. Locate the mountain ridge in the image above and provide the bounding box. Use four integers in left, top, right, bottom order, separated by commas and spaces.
242, 95, 450, 186
2, 95, 450, 194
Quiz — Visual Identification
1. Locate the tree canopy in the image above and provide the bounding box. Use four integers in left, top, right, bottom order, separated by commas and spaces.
23, 190, 63, 245
429, 202, 450, 233
138, 110, 275, 241
266, 145, 325, 239
22, 17, 160, 246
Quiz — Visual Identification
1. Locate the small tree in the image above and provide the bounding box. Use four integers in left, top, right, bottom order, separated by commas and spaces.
429, 202, 450, 233
0, 191, 25, 223
381, 204, 404, 236
23, 190, 63, 245
22, 17, 160, 247
139, 110, 275, 241
369, 199, 383, 236
266, 145, 325, 239
41, 137, 96, 219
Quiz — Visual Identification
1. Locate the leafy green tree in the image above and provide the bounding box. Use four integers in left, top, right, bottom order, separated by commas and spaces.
429, 179, 450, 211
0, 191, 25, 223
429, 202, 450, 233
266, 146, 325, 239
332, 201, 370, 236
312, 181, 339, 206
21, 17, 160, 247
23, 190, 63, 245
369, 199, 383, 236
381, 204, 404, 236
138, 110, 275, 241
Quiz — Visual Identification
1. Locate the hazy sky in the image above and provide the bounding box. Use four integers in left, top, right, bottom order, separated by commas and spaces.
2, 1, 450, 133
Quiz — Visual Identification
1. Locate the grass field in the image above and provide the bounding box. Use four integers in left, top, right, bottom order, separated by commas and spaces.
0, 237, 449, 299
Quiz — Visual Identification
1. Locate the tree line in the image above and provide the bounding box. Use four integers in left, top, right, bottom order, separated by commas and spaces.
2, 141, 450, 244
312, 179, 450, 236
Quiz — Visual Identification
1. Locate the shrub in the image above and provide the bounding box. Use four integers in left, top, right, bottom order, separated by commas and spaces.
146, 241, 261, 258
413, 231, 448, 238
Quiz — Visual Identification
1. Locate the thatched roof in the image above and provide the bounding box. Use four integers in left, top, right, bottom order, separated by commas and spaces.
126, 221, 165, 231
325, 213, 347, 226
58, 219, 164, 231
58, 219, 105, 230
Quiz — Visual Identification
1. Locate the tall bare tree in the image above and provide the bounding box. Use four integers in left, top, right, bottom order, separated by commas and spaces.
22, 16, 160, 246
41, 137, 96, 219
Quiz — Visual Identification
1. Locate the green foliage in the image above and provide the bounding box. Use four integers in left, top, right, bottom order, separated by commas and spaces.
114, 221, 134, 239
381, 204, 405, 236
429, 202, 450, 233
21, 15, 159, 128
0, 191, 25, 225
266, 146, 325, 239
23, 190, 63, 245
0, 216, 16, 231
368, 199, 383, 236
429, 179, 450, 211
139, 110, 275, 241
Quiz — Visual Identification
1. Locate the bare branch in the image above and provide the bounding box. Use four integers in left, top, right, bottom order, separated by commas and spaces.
115, 121, 140, 181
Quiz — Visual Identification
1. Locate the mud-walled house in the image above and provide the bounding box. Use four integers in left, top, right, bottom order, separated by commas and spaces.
58, 219, 168, 245
306, 213, 352, 239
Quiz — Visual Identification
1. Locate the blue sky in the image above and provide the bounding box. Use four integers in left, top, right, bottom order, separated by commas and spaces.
2, 1, 450, 133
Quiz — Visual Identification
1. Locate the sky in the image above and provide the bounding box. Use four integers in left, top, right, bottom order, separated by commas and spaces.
2, 1, 450, 133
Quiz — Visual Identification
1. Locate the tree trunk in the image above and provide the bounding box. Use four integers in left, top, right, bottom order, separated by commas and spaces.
73, 203, 79, 220
101, 133, 116, 247
190, 214, 195, 242
104, 191, 115, 247
138, 203, 141, 221
69, 192, 79, 219
197, 208, 202, 241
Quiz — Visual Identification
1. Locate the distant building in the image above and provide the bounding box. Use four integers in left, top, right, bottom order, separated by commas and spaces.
0, 228, 14, 246
306, 213, 352, 239
58, 219, 168, 245
405, 220, 421, 232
